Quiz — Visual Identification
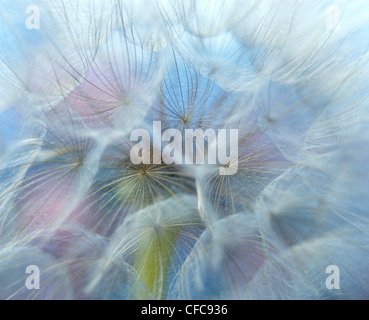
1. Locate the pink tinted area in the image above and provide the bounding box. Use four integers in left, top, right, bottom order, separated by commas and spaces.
66, 59, 125, 130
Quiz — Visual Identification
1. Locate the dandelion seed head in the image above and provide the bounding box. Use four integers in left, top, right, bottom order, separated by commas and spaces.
169, 213, 266, 299
1, 0, 369, 300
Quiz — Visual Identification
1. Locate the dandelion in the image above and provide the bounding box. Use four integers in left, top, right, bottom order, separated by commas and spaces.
85, 195, 203, 299
244, 228, 369, 299
173, 31, 260, 92
1, 102, 102, 236
169, 213, 266, 299
63, 7, 164, 132
152, 50, 228, 132
196, 98, 289, 217
78, 142, 196, 235
0, 0, 369, 301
